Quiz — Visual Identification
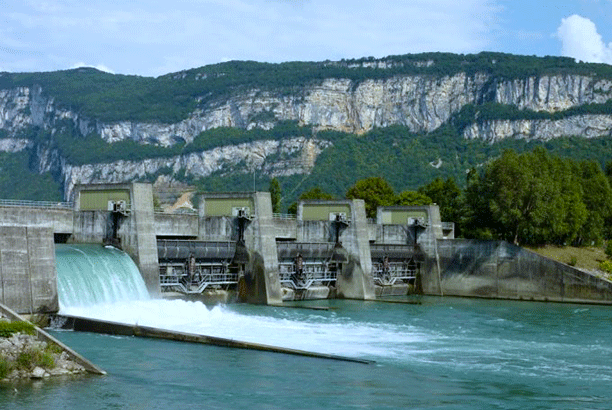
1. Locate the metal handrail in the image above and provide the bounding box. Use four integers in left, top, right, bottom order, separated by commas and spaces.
0, 199, 73, 209
273, 213, 297, 220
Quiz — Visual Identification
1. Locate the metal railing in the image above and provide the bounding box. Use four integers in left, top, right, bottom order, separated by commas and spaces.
0, 199, 73, 209
154, 207, 198, 215
273, 213, 297, 220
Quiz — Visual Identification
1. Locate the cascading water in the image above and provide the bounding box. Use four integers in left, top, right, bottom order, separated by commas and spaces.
55, 244, 150, 310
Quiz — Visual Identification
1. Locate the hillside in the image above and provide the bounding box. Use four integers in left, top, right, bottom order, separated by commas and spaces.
1, 51, 612, 208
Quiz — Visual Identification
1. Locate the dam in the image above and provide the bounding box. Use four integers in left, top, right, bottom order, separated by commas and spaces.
1, 182, 612, 315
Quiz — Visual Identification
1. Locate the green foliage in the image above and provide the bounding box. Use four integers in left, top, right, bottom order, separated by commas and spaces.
418, 177, 464, 225
0, 357, 11, 379
0, 321, 35, 338
16, 347, 54, 371
0, 151, 62, 201
599, 260, 612, 274
3, 52, 612, 126
463, 148, 612, 245
346, 177, 396, 218
395, 191, 432, 206
605, 241, 612, 259
269, 178, 282, 213
287, 187, 336, 214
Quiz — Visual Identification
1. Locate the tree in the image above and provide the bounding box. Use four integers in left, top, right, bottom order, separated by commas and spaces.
418, 177, 463, 223
395, 191, 432, 206
268, 178, 282, 213
463, 148, 590, 245
287, 187, 336, 214
346, 177, 395, 218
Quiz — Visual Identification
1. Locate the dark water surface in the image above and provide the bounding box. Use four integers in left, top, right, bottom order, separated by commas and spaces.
2, 297, 612, 409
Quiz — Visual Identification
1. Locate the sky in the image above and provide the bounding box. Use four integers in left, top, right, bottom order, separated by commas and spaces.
2, 0, 612, 77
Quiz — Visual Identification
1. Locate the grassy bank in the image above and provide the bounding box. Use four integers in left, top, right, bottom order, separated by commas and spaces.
527, 244, 608, 273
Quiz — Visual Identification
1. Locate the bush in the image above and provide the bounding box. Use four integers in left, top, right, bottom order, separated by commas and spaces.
0, 321, 35, 338
605, 241, 612, 259
16, 347, 55, 371
598, 260, 612, 274
0, 357, 12, 379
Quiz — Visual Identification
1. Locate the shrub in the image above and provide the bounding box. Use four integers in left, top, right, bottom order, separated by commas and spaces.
0, 321, 35, 338
0, 357, 12, 379
598, 260, 612, 274
16, 347, 55, 371
568, 256, 578, 266
605, 241, 612, 259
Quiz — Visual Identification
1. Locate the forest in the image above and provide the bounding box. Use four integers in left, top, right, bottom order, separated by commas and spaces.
285, 147, 612, 249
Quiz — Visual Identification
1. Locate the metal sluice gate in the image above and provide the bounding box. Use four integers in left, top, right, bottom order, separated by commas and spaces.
158, 240, 238, 294
370, 244, 419, 286
276, 242, 341, 290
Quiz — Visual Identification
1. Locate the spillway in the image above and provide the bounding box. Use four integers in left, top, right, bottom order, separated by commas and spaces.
55, 244, 150, 309
54, 243, 397, 359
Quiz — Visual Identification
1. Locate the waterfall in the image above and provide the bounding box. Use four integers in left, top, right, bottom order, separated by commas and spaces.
55, 244, 150, 310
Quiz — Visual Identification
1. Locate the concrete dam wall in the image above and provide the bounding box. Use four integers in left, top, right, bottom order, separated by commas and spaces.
422, 240, 612, 304
2, 183, 612, 314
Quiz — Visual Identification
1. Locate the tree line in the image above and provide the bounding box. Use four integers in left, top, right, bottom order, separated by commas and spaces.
274, 147, 612, 247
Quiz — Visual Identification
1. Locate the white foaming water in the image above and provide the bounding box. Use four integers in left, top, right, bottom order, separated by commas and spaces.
55, 243, 427, 360
56, 244, 150, 309
60, 299, 427, 359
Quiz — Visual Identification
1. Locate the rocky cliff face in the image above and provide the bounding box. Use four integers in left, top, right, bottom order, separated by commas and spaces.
1, 68, 612, 197
463, 114, 612, 142
3, 73, 612, 145
60, 137, 330, 199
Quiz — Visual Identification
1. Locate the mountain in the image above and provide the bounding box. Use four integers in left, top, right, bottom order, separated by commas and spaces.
2, 52, 612, 207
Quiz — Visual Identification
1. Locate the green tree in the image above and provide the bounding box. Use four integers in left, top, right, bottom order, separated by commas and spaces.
268, 178, 282, 213
346, 177, 396, 218
464, 148, 590, 245
287, 187, 336, 214
418, 177, 463, 224
395, 191, 432, 206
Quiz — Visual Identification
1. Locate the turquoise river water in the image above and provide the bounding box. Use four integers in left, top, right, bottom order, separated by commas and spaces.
2, 298, 612, 409
2, 244, 612, 409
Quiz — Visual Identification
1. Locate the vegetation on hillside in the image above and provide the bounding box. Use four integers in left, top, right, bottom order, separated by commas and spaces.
3, 52, 612, 125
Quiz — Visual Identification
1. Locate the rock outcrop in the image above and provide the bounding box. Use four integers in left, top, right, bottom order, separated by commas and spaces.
2, 61, 612, 197
463, 114, 612, 142
61, 137, 331, 198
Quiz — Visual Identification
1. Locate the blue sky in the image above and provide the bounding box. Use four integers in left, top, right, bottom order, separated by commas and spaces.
2, 0, 612, 77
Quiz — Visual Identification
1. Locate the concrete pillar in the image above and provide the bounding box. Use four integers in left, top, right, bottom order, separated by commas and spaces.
246, 192, 282, 304
335, 200, 375, 300
129, 183, 160, 296
0, 226, 57, 314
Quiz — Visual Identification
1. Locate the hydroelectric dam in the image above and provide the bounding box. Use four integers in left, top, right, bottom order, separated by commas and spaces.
2, 182, 612, 316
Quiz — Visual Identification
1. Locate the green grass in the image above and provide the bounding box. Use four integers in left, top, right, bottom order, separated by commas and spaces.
527, 244, 608, 272
0, 321, 35, 338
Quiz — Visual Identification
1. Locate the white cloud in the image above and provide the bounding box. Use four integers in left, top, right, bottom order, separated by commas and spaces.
557, 14, 612, 64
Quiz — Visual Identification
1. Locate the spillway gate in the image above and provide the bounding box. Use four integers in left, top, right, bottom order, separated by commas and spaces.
158, 240, 238, 294
370, 244, 419, 286
276, 242, 340, 290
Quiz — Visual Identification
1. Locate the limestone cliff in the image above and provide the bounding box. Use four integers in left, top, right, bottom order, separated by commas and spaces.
61, 137, 330, 198
1, 54, 612, 198
3, 73, 612, 145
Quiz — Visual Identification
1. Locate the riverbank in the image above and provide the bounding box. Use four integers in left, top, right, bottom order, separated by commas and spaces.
527, 244, 611, 278
0, 328, 86, 381
0, 303, 105, 382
